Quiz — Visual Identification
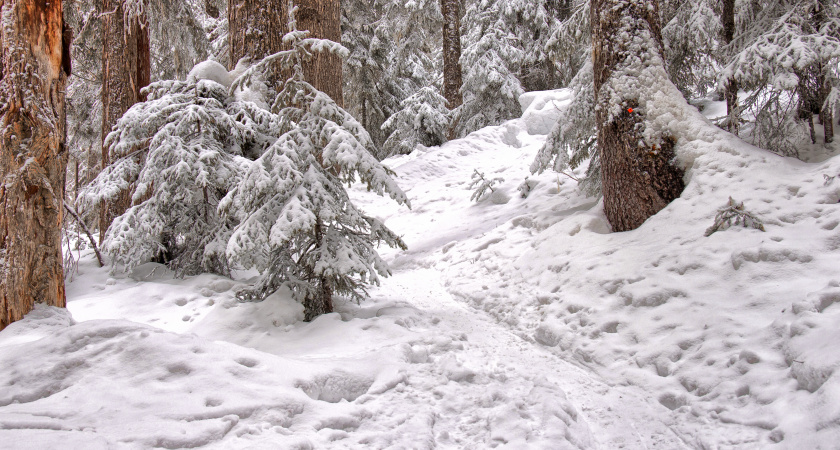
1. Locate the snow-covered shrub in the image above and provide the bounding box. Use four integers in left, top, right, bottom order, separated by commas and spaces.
381, 87, 450, 158
81, 68, 278, 276
469, 170, 504, 202
223, 6, 409, 320
704, 197, 766, 237
530, 59, 600, 197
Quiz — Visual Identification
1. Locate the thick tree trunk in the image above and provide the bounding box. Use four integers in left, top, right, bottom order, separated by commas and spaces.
0, 0, 70, 330
440, 0, 462, 110
228, 0, 287, 85
297, 0, 343, 107
722, 0, 739, 133
591, 0, 685, 232
99, 0, 150, 242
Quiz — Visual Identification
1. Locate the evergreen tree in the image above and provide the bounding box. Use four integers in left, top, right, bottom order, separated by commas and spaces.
381, 87, 451, 157
223, 5, 409, 320
457, 1, 524, 136
81, 62, 278, 276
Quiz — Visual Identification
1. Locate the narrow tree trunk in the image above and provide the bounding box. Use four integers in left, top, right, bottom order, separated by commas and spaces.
591, 0, 685, 232
816, 0, 833, 144
441, 0, 462, 110
0, 0, 70, 330
99, 0, 150, 242
722, 0, 739, 133
303, 218, 333, 321
297, 0, 344, 107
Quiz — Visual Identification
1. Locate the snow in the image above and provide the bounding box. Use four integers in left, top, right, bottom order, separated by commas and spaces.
3, 89, 840, 448
186, 60, 232, 88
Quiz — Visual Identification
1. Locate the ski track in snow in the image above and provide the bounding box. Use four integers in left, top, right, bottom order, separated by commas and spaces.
2, 89, 840, 448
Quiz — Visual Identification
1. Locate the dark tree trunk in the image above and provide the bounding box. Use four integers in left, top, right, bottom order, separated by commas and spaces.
591, 0, 685, 232
297, 0, 344, 107
722, 0, 739, 133
441, 0, 462, 110
99, 0, 150, 242
0, 0, 69, 330
816, 0, 833, 144
303, 218, 333, 321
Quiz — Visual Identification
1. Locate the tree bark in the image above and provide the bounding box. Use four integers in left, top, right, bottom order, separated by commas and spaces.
228, 0, 287, 84
0, 0, 70, 330
722, 0, 739, 133
591, 0, 685, 232
99, 0, 150, 242
441, 0, 462, 110
297, 0, 343, 107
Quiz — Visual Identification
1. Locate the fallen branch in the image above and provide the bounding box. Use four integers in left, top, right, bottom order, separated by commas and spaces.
63, 201, 104, 267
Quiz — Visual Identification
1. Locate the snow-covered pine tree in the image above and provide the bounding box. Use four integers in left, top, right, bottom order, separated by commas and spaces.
457, 1, 524, 137
342, 0, 442, 151
223, 4, 409, 321
81, 61, 278, 276
720, 0, 840, 153
381, 87, 450, 158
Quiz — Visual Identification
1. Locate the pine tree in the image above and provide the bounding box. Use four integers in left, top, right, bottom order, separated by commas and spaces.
81, 62, 278, 276
0, 0, 71, 329
592, 0, 685, 231
381, 86, 450, 157
224, 5, 409, 320
720, 0, 840, 153
457, 1, 524, 136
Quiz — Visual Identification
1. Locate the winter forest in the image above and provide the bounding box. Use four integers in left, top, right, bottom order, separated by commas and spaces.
1, 0, 840, 447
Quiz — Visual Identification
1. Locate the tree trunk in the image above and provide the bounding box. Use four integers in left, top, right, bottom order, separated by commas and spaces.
297, 0, 344, 107
303, 218, 333, 321
441, 0, 462, 110
228, 0, 287, 87
816, 0, 833, 144
99, 0, 150, 242
0, 0, 70, 330
591, 0, 685, 232
722, 0, 739, 133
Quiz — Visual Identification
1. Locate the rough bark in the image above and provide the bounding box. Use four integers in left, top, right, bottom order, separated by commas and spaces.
440, 0, 462, 110
0, 0, 69, 330
99, 0, 150, 242
297, 0, 343, 107
228, 0, 287, 86
722, 0, 739, 133
591, 0, 685, 232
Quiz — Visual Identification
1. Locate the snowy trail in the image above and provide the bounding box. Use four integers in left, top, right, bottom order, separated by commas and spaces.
370, 268, 690, 449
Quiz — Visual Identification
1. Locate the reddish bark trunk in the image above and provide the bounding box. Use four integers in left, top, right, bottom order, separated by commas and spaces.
0, 0, 69, 330
99, 0, 150, 242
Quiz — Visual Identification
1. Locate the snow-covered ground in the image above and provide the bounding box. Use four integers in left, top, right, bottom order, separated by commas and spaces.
2, 90, 840, 449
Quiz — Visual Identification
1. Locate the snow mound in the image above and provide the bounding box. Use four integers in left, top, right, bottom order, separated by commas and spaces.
186, 60, 232, 88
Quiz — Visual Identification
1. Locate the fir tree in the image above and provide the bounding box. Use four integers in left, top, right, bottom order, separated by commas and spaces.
81, 64, 278, 276
381, 87, 450, 158
223, 4, 409, 321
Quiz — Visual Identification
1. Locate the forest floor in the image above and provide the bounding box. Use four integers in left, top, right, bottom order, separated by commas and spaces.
2, 90, 840, 449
